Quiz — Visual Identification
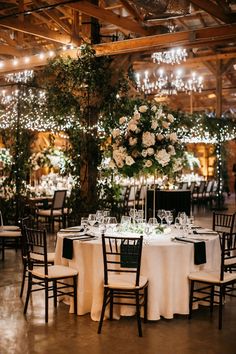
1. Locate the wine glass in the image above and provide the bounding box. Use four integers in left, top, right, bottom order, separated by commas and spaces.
157, 209, 166, 225
107, 217, 117, 234
166, 214, 173, 226
175, 217, 181, 231
148, 218, 158, 235
88, 214, 97, 226
121, 215, 131, 224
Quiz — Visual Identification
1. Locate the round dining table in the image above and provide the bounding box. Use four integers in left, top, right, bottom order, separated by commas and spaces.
54, 226, 221, 321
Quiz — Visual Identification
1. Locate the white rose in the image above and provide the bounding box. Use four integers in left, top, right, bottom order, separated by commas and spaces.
112, 128, 120, 138
142, 131, 155, 147
109, 160, 116, 169
155, 149, 171, 166
128, 120, 137, 132
167, 114, 175, 123
162, 121, 170, 129
141, 149, 148, 157
119, 116, 126, 124
129, 137, 137, 146
151, 105, 157, 112
144, 160, 153, 168
147, 147, 154, 156
133, 110, 141, 120
125, 156, 135, 166
151, 120, 158, 130
169, 132, 178, 143
139, 105, 148, 113
156, 133, 164, 141
168, 145, 176, 156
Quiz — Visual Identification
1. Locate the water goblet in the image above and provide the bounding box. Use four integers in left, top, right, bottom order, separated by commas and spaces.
88, 214, 97, 226
166, 214, 174, 226
157, 209, 166, 225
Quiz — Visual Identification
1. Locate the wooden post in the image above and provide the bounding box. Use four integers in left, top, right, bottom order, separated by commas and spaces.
216, 60, 222, 118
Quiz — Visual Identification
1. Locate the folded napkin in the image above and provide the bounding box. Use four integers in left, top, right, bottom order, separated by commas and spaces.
120, 243, 140, 268
62, 235, 95, 259
193, 229, 217, 235
60, 226, 84, 233
174, 237, 206, 265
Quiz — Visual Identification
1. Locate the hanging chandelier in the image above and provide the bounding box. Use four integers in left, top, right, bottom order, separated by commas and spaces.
135, 69, 203, 96
151, 48, 188, 65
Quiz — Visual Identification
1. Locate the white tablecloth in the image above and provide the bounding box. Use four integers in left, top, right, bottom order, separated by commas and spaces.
54, 228, 221, 321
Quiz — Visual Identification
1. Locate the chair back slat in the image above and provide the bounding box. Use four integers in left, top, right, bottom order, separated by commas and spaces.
52, 190, 67, 210
221, 232, 236, 281
25, 227, 48, 275
213, 212, 235, 236
102, 235, 143, 287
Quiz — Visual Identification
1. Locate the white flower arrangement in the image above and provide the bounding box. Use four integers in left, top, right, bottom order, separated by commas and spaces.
29, 147, 72, 173
109, 103, 184, 177
0, 148, 12, 167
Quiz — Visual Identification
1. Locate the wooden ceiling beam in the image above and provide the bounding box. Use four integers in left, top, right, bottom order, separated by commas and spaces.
67, 1, 151, 36
189, 0, 236, 23
94, 23, 236, 56
0, 45, 26, 57
0, 17, 79, 45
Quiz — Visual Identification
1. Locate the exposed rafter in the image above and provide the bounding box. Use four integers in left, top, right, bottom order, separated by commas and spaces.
190, 0, 236, 23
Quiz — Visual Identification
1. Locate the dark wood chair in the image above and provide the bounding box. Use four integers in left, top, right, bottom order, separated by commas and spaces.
213, 212, 235, 238
23, 226, 78, 322
35, 190, 68, 232
188, 232, 236, 329
0, 210, 21, 261
98, 235, 148, 337
19, 216, 55, 298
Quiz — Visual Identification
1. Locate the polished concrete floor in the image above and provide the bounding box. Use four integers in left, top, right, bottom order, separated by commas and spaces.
0, 196, 236, 354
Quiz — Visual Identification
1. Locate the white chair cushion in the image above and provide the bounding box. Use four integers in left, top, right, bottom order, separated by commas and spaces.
106, 273, 148, 289
30, 252, 55, 263
1, 225, 20, 231
0, 230, 21, 237
188, 270, 236, 284
31, 265, 78, 279
36, 209, 62, 216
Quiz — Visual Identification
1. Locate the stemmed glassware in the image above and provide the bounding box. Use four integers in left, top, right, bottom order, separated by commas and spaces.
88, 214, 97, 226
157, 209, 166, 225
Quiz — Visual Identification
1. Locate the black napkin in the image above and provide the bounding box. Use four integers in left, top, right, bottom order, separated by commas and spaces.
174, 237, 206, 265
120, 243, 140, 268
62, 237, 74, 259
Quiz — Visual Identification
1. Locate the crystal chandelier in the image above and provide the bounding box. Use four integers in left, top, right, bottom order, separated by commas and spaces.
135, 69, 203, 96
151, 48, 188, 65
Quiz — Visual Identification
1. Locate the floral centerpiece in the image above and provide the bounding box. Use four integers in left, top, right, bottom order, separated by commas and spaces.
0, 148, 12, 167
29, 146, 72, 174
109, 103, 185, 177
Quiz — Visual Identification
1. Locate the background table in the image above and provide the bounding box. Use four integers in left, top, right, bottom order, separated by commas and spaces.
55, 229, 220, 321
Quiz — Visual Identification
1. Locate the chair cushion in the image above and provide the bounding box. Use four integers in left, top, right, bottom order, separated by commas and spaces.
0, 230, 21, 237
1, 225, 20, 231
188, 270, 236, 284
106, 273, 148, 289
31, 264, 78, 279
36, 209, 63, 216
30, 252, 55, 263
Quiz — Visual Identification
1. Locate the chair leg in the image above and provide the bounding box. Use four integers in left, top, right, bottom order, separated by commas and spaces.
20, 262, 27, 298
45, 279, 49, 323
109, 289, 113, 320
53, 280, 57, 308
210, 285, 214, 314
98, 288, 108, 334
73, 275, 78, 315
219, 286, 224, 330
24, 272, 32, 315
189, 280, 194, 319
135, 290, 142, 337
144, 286, 148, 323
